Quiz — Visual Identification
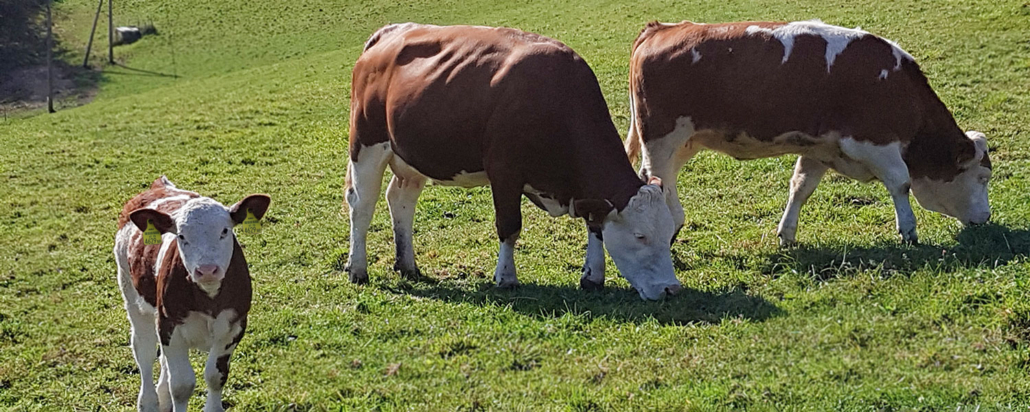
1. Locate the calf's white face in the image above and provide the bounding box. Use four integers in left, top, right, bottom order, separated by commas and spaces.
578, 183, 681, 300
129, 195, 270, 294
911, 131, 992, 226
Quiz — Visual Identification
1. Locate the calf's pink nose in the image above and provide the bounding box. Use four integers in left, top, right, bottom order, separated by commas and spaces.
196, 264, 220, 278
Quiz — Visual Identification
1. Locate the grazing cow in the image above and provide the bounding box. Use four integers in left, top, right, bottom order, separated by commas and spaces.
346, 23, 682, 300
625, 20, 992, 245
114, 177, 270, 412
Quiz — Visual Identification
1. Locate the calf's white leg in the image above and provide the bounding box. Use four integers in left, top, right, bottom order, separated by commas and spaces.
777, 156, 828, 246
840, 139, 918, 243
386, 174, 426, 279
344, 142, 391, 283
161, 344, 195, 412
127, 308, 160, 412
638, 119, 700, 236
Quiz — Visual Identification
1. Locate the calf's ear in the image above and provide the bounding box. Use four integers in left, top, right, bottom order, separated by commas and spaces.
573, 199, 615, 228
129, 209, 176, 234
230, 194, 271, 225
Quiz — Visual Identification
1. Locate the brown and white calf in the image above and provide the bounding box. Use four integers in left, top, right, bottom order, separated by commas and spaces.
346, 23, 682, 300
114, 177, 270, 412
626, 20, 992, 245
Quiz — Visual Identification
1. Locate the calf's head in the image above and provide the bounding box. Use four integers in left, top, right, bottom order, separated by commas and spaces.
910, 131, 992, 226
129, 195, 271, 292
575, 179, 681, 300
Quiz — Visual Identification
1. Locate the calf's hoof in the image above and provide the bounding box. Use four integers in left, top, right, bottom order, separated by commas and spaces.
494, 274, 520, 289
579, 276, 604, 291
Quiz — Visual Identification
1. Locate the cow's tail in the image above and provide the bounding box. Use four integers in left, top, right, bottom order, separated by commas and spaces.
625, 93, 642, 167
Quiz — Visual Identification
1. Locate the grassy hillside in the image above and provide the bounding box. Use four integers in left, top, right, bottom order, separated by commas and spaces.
1, 0, 1029, 410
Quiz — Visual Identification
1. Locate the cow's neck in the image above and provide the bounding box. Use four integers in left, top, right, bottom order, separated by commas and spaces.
903, 78, 973, 182
573, 142, 645, 211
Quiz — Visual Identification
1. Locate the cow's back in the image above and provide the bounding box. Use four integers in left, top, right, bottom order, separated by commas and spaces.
630, 20, 928, 146
350, 24, 618, 187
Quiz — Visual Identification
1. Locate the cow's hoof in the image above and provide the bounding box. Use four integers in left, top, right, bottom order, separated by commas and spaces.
579, 277, 604, 291
348, 269, 369, 284
396, 267, 422, 281
899, 228, 919, 244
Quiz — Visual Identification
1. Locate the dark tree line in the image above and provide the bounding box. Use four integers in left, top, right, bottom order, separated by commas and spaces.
0, 0, 62, 73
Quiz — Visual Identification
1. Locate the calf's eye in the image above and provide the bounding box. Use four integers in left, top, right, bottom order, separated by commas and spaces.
221, 228, 229, 238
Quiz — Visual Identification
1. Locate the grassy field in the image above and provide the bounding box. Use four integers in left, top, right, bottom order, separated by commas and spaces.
2, 0, 1029, 410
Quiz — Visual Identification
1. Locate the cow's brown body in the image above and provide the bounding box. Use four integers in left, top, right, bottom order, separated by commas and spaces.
345, 24, 681, 298
626, 20, 992, 244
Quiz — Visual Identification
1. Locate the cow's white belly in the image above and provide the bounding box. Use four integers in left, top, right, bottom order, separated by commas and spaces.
690, 129, 878, 182
173, 310, 240, 351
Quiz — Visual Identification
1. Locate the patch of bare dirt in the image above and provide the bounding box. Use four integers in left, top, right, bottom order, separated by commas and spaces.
0, 63, 98, 114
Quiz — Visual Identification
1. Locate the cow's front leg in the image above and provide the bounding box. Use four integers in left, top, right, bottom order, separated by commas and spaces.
840, 139, 918, 243
580, 226, 605, 290
777, 156, 828, 246
160, 344, 195, 412
386, 174, 426, 280
202, 349, 234, 412
489, 178, 523, 289
640, 136, 700, 242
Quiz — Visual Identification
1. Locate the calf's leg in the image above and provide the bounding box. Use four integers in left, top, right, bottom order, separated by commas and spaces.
161, 344, 195, 412
386, 173, 426, 279
344, 142, 391, 283
126, 307, 160, 412
638, 125, 700, 239
777, 156, 828, 246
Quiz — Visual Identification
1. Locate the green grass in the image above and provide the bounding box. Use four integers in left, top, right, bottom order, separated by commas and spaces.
2, 0, 1030, 410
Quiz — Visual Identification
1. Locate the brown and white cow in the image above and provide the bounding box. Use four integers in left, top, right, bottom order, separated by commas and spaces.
345, 23, 682, 300
114, 176, 270, 412
625, 20, 992, 245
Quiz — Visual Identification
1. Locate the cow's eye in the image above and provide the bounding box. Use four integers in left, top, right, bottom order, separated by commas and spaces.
634, 233, 647, 243
177, 234, 187, 244
221, 228, 229, 238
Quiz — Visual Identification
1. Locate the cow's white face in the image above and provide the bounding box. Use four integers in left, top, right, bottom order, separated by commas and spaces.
173, 198, 237, 293
597, 184, 681, 300
911, 131, 992, 226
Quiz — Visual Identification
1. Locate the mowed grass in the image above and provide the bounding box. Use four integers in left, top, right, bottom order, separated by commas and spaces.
2, 0, 1030, 409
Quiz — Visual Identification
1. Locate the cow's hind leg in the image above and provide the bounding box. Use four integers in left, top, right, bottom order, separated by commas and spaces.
840, 139, 918, 243
488, 177, 523, 289
777, 156, 828, 246
385, 166, 427, 279
344, 142, 391, 284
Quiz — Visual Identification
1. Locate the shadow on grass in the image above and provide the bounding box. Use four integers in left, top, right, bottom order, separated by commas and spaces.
381, 277, 782, 326
760, 223, 1030, 280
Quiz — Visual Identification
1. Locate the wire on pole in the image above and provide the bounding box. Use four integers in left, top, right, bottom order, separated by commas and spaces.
83, 0, 104, 68
46, 0, 55, 113
108, 0, 114, 63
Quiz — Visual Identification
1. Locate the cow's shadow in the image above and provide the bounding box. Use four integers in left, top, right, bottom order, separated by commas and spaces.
383, 277, 782, 326
755, 223, 1030, 280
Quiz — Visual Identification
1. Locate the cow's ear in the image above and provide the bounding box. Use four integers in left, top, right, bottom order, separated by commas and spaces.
230, 194, 271, 225
573, 199, 615, 228
129, 209, 176, 234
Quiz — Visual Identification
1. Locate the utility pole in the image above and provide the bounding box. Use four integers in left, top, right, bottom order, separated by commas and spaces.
108, 0, 114, 63
83, 0, 104, 67
46, 0, 55, 113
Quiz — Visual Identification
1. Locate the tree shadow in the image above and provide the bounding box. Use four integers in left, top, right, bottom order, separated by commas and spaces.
759, 223, 1030, 281
380, 276, 783, 326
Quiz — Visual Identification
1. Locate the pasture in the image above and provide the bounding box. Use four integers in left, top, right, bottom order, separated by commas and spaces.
1, 0, 1029, 409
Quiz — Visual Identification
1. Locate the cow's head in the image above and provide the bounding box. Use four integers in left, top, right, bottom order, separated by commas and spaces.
130, 194, 270, 294
911, 131, 991, 226
575, 178, 681, 300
